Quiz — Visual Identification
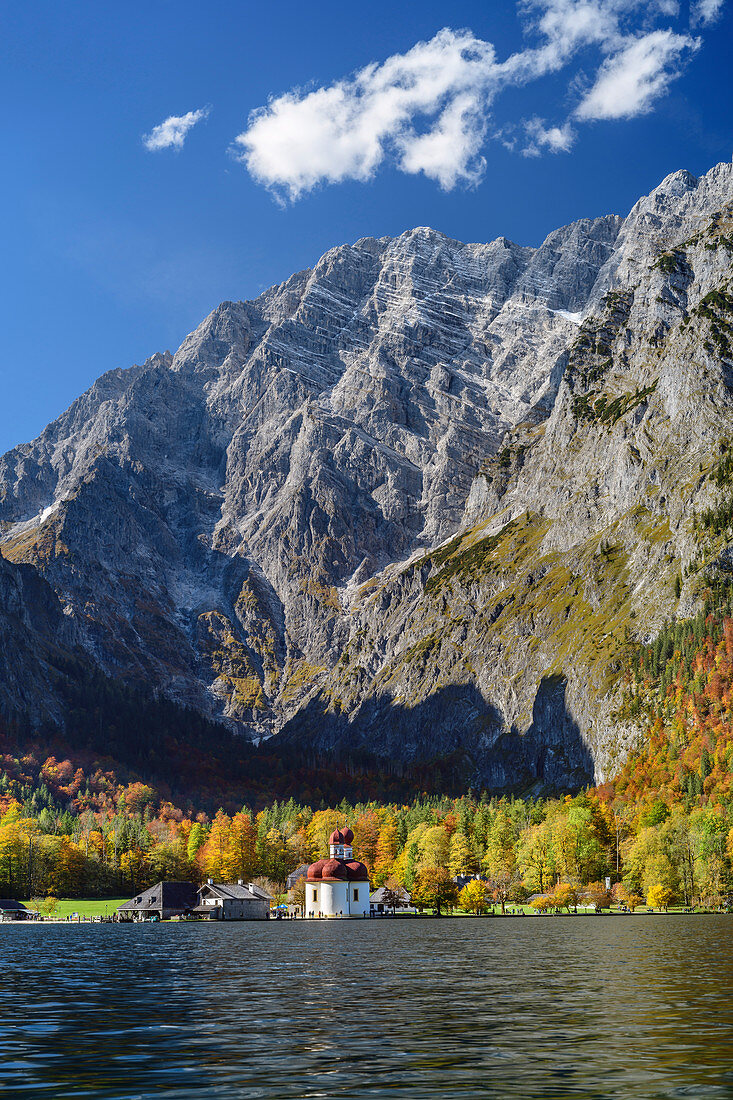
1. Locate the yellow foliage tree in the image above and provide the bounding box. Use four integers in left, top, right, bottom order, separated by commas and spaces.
373, 816, 399, 884
306, 810, 343, 858
553, 882, 578, 912
353, 810, 381, 871
647, 883, 674, 910
448, 832, 474, 877
418, 825, 449, 870
200, 810, 232, 880
484, 811, 515, 880
227, 812, 258, 882
458, 878, 488, 914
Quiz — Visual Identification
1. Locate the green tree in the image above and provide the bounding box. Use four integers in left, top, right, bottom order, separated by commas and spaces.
187, 823, 206, 863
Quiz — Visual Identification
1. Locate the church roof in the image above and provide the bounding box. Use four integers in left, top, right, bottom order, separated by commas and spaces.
328, 826, 354, 845
307, 857, 369, 881
308, 824, 368, 881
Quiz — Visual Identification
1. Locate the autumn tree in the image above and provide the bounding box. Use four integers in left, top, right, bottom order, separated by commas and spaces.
418, 825, 450, 871
484, 810, 515, 881
227, 812, 258, 882
353, 810, 381, 871
553, 883, 578, 913
584, 882, 612, 911
411, 866, 458, 915
200, 811, 232, 881
516, 820, 556, 894
647, 883, 675, 910
448, 831, 475, 877
306, 810, 343, 859
458, 878, 489, 914
374, 816, 399, 884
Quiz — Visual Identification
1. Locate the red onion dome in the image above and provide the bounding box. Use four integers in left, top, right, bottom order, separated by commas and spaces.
328, 828, 345, 845
321, 858, 348, 880
345, 860, 369, 881
341, 827, 354, 845
306, 859, 328, 881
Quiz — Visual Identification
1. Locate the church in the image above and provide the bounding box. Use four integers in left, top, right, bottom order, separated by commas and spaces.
306, 827, 370, 917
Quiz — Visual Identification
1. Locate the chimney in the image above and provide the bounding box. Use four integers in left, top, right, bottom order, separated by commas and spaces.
207, 878, 213, 885
238, 879, 243, 886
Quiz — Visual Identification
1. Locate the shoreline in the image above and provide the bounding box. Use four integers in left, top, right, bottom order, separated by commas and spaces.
2, 909, 729, 926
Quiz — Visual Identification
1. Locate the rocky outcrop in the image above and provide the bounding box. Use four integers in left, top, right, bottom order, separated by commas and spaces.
2, 158, 733, 791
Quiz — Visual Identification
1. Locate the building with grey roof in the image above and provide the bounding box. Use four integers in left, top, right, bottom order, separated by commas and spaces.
117, 881, 198, 922
286, 864, 309, 890
194, 880, 271, 920
0, 899, 29, 921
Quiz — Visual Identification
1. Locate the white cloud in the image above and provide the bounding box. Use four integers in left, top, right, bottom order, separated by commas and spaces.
232, 1, 708, 199
690, 0, 725, 24
143, 107, 210, 152
234, 30, 499, 199
523, 117, 576, 155
397, 94, 490, 188
575, 30, 697, 119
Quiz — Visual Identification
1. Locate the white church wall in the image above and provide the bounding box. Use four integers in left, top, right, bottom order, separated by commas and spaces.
348, 881, 370, 917
305, 879, 370, 917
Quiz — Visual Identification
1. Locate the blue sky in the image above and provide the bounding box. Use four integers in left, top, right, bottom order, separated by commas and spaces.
2, 0, 731, 454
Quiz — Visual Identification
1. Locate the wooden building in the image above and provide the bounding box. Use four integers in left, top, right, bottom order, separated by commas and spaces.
0, 899, 29, 921
117, 881, 198, 922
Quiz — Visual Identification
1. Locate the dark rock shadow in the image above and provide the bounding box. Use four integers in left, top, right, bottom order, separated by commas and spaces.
278, 674, 594, 797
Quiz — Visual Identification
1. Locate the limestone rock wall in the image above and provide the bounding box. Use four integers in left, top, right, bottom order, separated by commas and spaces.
1, 158, 732, 789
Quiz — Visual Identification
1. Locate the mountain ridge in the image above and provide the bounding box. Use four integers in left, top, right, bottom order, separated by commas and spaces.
2, 157, 732, 791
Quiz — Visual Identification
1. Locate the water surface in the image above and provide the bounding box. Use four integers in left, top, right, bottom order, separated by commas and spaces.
1, 915, 731, 1098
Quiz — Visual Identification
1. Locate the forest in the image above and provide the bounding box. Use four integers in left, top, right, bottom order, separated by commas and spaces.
1, 576, 733, 912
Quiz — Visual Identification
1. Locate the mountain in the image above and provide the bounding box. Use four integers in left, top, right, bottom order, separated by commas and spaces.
1, 158, 732, 793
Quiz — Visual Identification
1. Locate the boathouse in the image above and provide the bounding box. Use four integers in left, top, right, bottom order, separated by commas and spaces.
117, 881, 198, 922
0, 899, 29, 921
194, 880, 271, 920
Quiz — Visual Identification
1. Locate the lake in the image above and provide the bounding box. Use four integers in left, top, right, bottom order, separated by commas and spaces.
1, 915, 732, 1098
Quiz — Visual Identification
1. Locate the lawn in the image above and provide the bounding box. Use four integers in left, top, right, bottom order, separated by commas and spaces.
42, 898, 128, 920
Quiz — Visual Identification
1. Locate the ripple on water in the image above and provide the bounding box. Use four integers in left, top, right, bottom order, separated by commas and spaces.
0, 915, 731, 1098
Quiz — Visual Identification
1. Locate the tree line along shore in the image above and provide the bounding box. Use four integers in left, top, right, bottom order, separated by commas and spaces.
1, 785, 731, 917
2, 578, 733, 915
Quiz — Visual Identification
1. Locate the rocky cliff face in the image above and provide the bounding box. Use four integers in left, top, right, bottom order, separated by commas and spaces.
0, 552, 85, 728
2, 159, 733, 791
